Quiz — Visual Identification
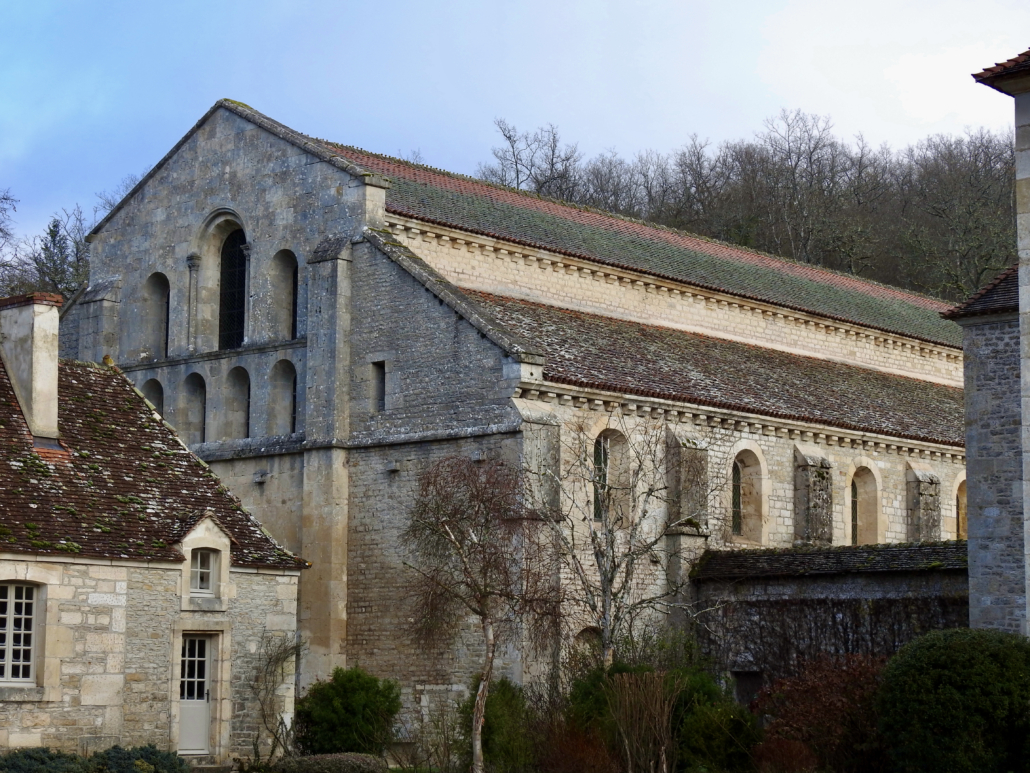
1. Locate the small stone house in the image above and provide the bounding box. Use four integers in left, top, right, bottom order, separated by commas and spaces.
0, 293, 305, 764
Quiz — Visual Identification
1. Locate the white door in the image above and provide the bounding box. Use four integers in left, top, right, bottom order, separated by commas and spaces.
179, 636, 212, 754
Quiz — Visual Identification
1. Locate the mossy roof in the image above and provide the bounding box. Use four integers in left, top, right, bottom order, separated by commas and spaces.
0, 357, 304, 568
466, 291, 965, 446
323, 142, 961, 348
692, 541, 968, 581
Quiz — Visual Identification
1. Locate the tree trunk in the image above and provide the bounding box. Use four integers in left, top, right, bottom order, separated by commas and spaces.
472, 615, 496, 773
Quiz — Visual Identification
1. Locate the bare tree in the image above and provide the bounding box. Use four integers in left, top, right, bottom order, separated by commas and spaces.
0, 188, 16, 255
477, 119, 583, 201
531, 412, 721, 669
403, 456, 561, 773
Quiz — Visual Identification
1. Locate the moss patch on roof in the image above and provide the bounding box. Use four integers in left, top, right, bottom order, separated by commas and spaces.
692, 541, 967, 581
324, 142, 961, 348
0, 358, 304, 568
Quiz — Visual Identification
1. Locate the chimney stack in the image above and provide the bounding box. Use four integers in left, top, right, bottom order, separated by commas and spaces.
0, 293, 62, 439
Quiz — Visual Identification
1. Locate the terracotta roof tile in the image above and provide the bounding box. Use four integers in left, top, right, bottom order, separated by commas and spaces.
973, 48, 1030, 85
466, 291, 965, 446
322, 142, 960, 348
692, 541, 967, 581
943, 263, 1019, 319
0, 357, 304, 569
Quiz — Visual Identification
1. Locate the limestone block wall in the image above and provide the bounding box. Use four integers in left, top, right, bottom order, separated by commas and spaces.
387, 220, 963, 387
73, 106, 379, 367
0, 556, 299, 762
515, 397, 966, 552
962, 315, 1025, 632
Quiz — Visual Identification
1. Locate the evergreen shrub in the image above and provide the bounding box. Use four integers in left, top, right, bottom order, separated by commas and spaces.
0, 745, 188, 773
876, 628, 1030, 773
274, 753, 387, 773
294, 667, 401, 756
457, 677, 535, 773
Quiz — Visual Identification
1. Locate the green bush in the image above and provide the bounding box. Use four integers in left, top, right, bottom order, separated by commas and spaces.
0, 748, 90, 773
677, 700, 760, 773
457, 677, 535, 773
877, 628, 1030, 773
294, 666, 401, 756
274, 753, 387, 773
91, 745, 189, 773
0, 746, 188, 773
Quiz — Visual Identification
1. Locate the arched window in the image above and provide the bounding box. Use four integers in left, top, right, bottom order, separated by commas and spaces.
142, 272, 170, 359
181, 373, 207, 445
593, 430, 628, 525
270, 250, 299, 341
224, 367, 251, 440
729, 450, 764, 543
141, 378, 164, 417
218, 229, 247, 350
850, 467, 879, 545
957, 480, 967, 539
268, 359, 298, 436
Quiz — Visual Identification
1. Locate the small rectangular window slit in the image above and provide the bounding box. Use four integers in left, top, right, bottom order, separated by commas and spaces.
372, 361, 386, 413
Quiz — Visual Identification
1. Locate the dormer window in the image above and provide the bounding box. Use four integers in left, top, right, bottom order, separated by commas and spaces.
190, 550, 218, 597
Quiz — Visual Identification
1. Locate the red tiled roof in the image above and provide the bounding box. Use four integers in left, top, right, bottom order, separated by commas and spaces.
943, 263, 1019, 319
0, 357, 304, 568
466, 291, 965, 447
973, 48, 1030, 86
321, 142, 960, 348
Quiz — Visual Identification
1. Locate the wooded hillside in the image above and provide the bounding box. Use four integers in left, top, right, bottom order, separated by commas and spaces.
478, 111, 1015, 302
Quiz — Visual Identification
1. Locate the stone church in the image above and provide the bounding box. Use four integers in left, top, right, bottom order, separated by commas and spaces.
58, 100, 967, 705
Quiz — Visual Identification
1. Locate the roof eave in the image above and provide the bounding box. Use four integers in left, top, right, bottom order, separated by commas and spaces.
973, 69, 1030, 96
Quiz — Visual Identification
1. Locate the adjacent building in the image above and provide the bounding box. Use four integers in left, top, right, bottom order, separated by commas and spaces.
0, 293, 304, 764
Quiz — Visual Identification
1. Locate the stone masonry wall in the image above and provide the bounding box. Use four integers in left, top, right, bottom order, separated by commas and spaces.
387, 221, 963, 386
0, 557, 298, 763
695, 569, 968, 681
963, 315, 1025, 632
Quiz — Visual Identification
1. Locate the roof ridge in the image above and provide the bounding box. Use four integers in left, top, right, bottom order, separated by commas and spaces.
323, 141, 952, 310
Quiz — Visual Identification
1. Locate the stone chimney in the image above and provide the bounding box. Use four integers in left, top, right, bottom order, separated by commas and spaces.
0, 293, 63, 439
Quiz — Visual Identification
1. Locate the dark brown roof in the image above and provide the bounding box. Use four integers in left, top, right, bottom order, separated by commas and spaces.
692, 541, 967, 581
324, 142, 959, 348
943, 263, 1019, 319
973, 48, 1030, 92
0, 357, 304, 568
466, 292, 965, 446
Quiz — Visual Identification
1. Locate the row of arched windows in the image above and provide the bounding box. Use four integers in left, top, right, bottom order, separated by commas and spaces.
589, 429, 966, 545
140, 359, 298, 445
139, 229, 301, 359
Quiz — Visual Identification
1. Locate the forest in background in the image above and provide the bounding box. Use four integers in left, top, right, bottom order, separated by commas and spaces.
0, 110, 1016, 303
478, 110, 1016, 302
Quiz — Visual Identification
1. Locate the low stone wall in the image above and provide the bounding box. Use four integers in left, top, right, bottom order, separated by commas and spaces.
691, 542, 967, 684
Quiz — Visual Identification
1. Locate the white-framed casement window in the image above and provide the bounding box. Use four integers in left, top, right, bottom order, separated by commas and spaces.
0, 583, 36, 683
190, 549, 218, 597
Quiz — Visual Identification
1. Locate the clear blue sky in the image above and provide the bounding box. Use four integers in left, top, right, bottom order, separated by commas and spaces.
1, 0, 1027, 240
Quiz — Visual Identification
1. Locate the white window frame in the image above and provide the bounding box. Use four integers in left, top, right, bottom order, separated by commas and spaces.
177, 513, 233, 612
0, 582, 37, 684
190, 549, 218, 597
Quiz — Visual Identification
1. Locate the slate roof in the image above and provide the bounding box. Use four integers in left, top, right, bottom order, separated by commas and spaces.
465, 291, 965, 446
0, 356, 304, 569
943, 263, 1019, 319
973, 48, 1030, 91
691, 541, 967, 581
322, 142, 960, 348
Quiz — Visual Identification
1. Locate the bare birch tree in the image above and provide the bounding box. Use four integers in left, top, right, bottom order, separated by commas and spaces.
531, 412, 722, 669
403, 456, 561, 773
